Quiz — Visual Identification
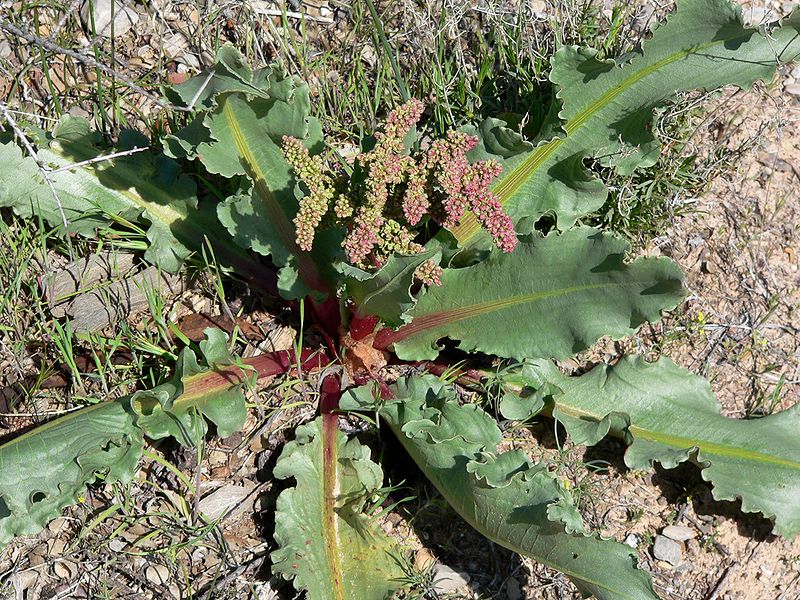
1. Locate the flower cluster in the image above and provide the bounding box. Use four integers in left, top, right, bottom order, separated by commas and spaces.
282, 136, 335, 252
283, 99, 518, 285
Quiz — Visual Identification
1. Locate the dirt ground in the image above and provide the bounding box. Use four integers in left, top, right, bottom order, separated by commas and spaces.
1, 0, 799, 599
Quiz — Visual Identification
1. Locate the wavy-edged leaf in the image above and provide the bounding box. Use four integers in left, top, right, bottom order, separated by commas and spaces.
451, 0, 800, 246
271, 416, 404, 600
0, 398, 142, 547
130, 328, 247, 445
342, 376, 658, 600
342, 248, 440, 327
511, 357, 800, 538
166, 48, 340, 299
379, 227, 684, 361
0, 330, 273, 548
0, 117, 203, 272
163, 46, 294, 111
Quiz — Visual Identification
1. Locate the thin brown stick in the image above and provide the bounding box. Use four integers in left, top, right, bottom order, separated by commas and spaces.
705, 562, 738, 600
0, 19, 191, 112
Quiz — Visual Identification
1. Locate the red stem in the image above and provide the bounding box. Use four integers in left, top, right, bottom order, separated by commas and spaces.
182, 348, 330, 396
349, 314, 379, 341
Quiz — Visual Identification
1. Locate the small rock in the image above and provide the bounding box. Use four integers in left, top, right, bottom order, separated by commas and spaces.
784, 82, 800, 96
414, 549, 436, 571
145, 563, 170, 586
652, 535, 683, 567
198, 481, 256, 521
662, 525, 696, 541
624, 533, 640, 548
792, 66, 800, 80
432, 563, 471, 594
80, 0, 139, 38
108, 538, 126, 552
0, 39, 12, 60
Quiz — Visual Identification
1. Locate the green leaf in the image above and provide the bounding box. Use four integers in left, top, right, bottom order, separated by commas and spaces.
342, 377, 658, 600
131, 329, 247, 446
0, 330, 250, 547
271, 417, 404, 600
381, 227, 684, 361
452, 0, 800, 246
164, 46, 293, 110
0, 117, 201, 272
514, 357, 800, 538
0, 399, 142, 547
342, 248, 440, 327
167, 48, 340, 299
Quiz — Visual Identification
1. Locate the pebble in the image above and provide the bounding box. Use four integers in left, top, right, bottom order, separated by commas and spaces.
145, 563, 170, 586
197, 481, 256, 521
652, 535, 683, 567
662, 525, 696, 541
80, 0, 139, 38
0, 40, 13, 60
624, 533, 640, 548
432, 563, 471, 594
792, 66, 800, 80
414, 549, 436, 571
108, 538, 126, 552
784, 83, 800, 96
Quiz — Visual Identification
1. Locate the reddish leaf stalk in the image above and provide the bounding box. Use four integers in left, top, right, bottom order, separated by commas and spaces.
319, 372, 346, 599
182, 349, 330, 397
349, 314, 379, 341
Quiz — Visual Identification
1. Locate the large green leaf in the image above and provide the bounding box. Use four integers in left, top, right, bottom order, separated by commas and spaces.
0, 117, 202, 272
505, 357, 800, 538
271, 416, 404, 600
0, 116, 272, 286
451, 0, 800, 247
342, 376, 658, 600
0, 398, 142, 547
0, 330, 248, 547
379, 227, 684, 360
166, 48, 341, 299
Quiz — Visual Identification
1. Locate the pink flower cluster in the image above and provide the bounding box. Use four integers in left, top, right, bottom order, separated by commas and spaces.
283, 99, 518, 285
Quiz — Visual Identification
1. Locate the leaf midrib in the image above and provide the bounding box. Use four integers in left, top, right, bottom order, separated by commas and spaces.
389, 279, 636, 345
222, 102, 328, 293
555, 403, 800, 470
452, 33, 751, 243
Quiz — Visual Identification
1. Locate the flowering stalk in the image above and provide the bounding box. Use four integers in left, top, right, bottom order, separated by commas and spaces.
283, 99, 518, 287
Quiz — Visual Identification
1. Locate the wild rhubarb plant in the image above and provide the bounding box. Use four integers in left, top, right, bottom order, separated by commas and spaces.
2, 1, 800, 598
